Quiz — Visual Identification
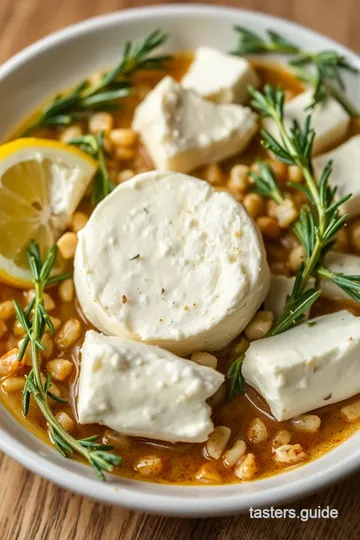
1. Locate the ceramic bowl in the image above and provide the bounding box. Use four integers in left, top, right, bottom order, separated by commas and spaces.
1, 4, 360, 517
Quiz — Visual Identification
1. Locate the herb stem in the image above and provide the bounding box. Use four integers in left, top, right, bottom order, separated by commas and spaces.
27, 261, 88, 461
31, 279, 44, 395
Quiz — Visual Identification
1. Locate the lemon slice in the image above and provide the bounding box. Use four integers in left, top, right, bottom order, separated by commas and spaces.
0, 138, 97, 287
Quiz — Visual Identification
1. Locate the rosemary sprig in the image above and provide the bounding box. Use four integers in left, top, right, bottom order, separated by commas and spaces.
24, 30, 171, 133
227, 84, 360, 398
232, 27, 301, 55
69, 133, 114, 203
231, 27, 359, 115
250, 85, 354, 281
251, 161, 360, 303
15, 241, 121, 480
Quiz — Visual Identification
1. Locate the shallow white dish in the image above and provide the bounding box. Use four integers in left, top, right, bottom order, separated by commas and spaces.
1, 4, 360, 517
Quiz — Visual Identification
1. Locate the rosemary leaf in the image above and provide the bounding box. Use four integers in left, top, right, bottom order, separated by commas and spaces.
22, 374, 32, 416
44, 373, 52, 394
47, 391, 69, 404
46, 272, 72, 286
79, 439, 115, 451
18, 335, 30, 362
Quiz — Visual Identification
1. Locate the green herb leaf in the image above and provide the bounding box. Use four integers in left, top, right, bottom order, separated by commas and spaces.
227, 353, 246, 400
269, 287, 322, 336
250, 161, 284, 203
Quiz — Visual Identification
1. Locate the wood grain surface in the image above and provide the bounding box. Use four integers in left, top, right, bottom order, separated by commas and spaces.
1, 1, 360, 538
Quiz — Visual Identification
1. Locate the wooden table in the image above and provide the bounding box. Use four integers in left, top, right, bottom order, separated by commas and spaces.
1, 1, 360, 538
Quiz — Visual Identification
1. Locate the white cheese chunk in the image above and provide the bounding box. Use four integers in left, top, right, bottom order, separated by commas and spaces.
263, 89, 350, 156
181, 47, 259, 104
242, 310, 360, 421
264, 274, 315, 320
313, 136, 360, 215
49, 161, 95, 222
321, 251, 360, 304
77, 330, 224, 443
132, 76, 258, 173
74, 170, 270, 355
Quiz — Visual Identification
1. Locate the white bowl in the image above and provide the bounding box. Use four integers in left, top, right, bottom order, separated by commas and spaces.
1, 4, 360, 517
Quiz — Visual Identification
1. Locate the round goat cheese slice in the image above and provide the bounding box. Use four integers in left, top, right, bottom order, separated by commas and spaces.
74, 170, 270, 355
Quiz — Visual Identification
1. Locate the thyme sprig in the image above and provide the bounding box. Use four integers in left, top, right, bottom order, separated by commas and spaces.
69, 133, 114, 203
227, 84, 360, 398
24, 30, 171, 133
231, 27, 359, 115
14, 241, 121, 481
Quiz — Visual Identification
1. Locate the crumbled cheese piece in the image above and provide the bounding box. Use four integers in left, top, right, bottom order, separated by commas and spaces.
132, 76, 258, 173
77, 331, 224, 443
182, 47, 259, 104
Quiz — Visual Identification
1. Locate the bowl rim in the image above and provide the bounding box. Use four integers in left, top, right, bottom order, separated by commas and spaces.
1, 3, 360, 517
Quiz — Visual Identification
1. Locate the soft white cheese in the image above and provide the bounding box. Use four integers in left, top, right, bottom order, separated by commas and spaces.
77, 330, 224, 443
132, 76, 258, 173
242, 310, 360, 421
321, 251, 360, 304
313, 136, 360, 215
264, 274, 315, 320
74, 170, 270, 355
263, 89, 350, 156
181, 47, 259, 104
48, 159, 94, 221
